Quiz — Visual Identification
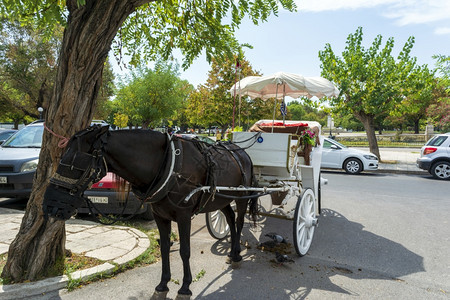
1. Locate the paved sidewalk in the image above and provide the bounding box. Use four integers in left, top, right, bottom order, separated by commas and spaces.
357, 147, 426, 174
0, 147, 426, 299
0, 208, 151, 300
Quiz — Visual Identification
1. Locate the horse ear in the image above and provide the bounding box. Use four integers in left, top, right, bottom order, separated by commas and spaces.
98, 125, 109, 136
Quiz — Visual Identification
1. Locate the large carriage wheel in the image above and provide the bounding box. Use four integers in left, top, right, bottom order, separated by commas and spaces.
205, 202, 236, 240
293, 188, 317, 256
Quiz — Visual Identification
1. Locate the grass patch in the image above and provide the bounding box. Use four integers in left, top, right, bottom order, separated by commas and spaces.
0, 254, 7, 284
64, 251, 104, 274
66, 231, 160, 291
66, 226, 161, 291
0, 220, 161, 290
339, 141, 423, 148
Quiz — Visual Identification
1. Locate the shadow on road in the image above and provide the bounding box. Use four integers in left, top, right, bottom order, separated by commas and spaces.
197, 209, 424, 299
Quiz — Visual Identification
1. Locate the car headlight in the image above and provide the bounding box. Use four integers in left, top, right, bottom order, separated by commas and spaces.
20, 159, 39, 172
363, 154, 378, 160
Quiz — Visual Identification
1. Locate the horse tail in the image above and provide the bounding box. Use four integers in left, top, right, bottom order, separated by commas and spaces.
248, 194, 259, 225
247, 160, 259, 225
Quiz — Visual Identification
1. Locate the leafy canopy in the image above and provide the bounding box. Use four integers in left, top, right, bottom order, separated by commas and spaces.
319, 26, 417, 119
1, 0, 297, 70
114, 61, 191, 128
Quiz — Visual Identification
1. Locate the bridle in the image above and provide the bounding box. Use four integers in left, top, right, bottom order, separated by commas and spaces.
44, 126, 110, 220
50, 127, 109, 196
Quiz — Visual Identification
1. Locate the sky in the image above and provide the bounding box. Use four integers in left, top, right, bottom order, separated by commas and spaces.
172, 0, 450, 89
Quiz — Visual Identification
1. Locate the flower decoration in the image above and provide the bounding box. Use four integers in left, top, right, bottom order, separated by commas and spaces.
300, 130, 316, 146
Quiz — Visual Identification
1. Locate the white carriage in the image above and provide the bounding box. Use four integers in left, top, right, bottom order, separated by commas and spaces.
205, 120, 324, 256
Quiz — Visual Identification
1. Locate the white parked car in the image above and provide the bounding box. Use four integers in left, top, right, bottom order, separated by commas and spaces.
321, 138, 379, 174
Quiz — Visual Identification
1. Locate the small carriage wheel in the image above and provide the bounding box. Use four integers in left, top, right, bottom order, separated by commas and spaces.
205, 202, 236, 240
293, 188, 317, 256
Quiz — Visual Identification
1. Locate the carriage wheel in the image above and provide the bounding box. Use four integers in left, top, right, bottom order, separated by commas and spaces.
205, 202, 236, 239
293, 188, 317, 256
206, 210, 230, 239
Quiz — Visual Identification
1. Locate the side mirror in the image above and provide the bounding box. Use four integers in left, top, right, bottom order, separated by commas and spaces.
330, 145, 339, 150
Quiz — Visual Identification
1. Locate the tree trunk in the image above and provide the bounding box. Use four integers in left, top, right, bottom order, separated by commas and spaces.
1, 0, 149, 283
355, 111, 381, 160
414, 119, 420, 134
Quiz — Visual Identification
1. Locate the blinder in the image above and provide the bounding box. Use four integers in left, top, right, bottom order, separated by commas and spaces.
44, 126, 109, 220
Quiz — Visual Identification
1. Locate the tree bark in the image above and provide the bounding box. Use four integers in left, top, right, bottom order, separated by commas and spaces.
2, 0, 150, 283
414, 119, 420, 134
355, 111, 381, 160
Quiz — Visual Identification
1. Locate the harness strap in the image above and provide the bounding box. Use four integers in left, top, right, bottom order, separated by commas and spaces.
216, 141, 247, 185
132, 135, 182, 203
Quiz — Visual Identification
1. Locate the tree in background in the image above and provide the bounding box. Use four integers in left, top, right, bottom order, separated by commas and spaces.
185, 55, 272, 132
0, 19, 60, 126
427, 55, 450, 131
388, 64, 438, 133
0, 19, 115, 127
1, 0, 296, 283
287, 100, 327, 126
114, 62, 191, 129
92, 61, 116, 122
319, 27, 418, 159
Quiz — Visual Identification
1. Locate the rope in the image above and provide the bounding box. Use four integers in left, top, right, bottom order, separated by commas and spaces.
44, 123, 69, 148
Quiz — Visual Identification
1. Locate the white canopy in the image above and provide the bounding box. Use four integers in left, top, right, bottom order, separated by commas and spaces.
229, 71, 339, 100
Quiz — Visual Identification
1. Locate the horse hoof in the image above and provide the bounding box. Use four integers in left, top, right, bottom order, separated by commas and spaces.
151, 290, 169, 300
231, 260, 242, 269
226, 256, 232, 264
175, 293, 192, 300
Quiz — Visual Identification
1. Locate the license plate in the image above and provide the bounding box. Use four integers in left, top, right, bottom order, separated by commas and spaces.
0, 177, 7, 184
87, 196, 108, 204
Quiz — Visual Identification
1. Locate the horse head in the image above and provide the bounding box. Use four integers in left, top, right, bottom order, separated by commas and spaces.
43, 125, 110, 220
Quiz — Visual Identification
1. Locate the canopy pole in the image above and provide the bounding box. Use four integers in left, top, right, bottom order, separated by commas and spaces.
271, 84, 279, 133
282, 84, 286, 125
238, 68, 242, 128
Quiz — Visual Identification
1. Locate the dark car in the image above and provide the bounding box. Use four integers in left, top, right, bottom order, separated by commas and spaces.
0, 121, 153, 219
0, 129, 17, 144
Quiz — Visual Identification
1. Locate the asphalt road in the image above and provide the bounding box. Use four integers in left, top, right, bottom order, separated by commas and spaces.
22, 172, 450, 299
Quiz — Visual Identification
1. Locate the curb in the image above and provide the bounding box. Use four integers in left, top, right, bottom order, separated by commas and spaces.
372, 169, 428, 176
0, 229, 150, 300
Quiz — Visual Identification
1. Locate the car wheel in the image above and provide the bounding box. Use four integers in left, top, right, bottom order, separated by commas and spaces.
430, 161, 450, 180
343, 158, 363, 174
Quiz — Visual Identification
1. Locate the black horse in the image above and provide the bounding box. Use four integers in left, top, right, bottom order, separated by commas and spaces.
43, 125, 258, 299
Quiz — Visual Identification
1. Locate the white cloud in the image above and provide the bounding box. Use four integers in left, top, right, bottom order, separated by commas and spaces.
435, 27, 450, 35
297, 0, 450, 27
298, 0, 397, 12
383, 0, 450, 26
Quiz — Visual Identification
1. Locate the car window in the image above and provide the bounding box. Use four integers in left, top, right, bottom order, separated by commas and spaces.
323, 139, 334, 149
426, 136, 448, 147
0, 131, 15, 140
2, 125, 44, 148
324, 139, 347, 149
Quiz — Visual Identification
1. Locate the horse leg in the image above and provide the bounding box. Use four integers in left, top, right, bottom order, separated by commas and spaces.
230, 201, 250, 268
152, 214, 171, 299
221, 204, 241, 265
176, 215, 193, 297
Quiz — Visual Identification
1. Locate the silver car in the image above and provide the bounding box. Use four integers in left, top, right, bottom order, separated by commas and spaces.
0, 121, 42, 198
321, 138, 379, 174
0, 121, 153, 219
417, 133, 450, 180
